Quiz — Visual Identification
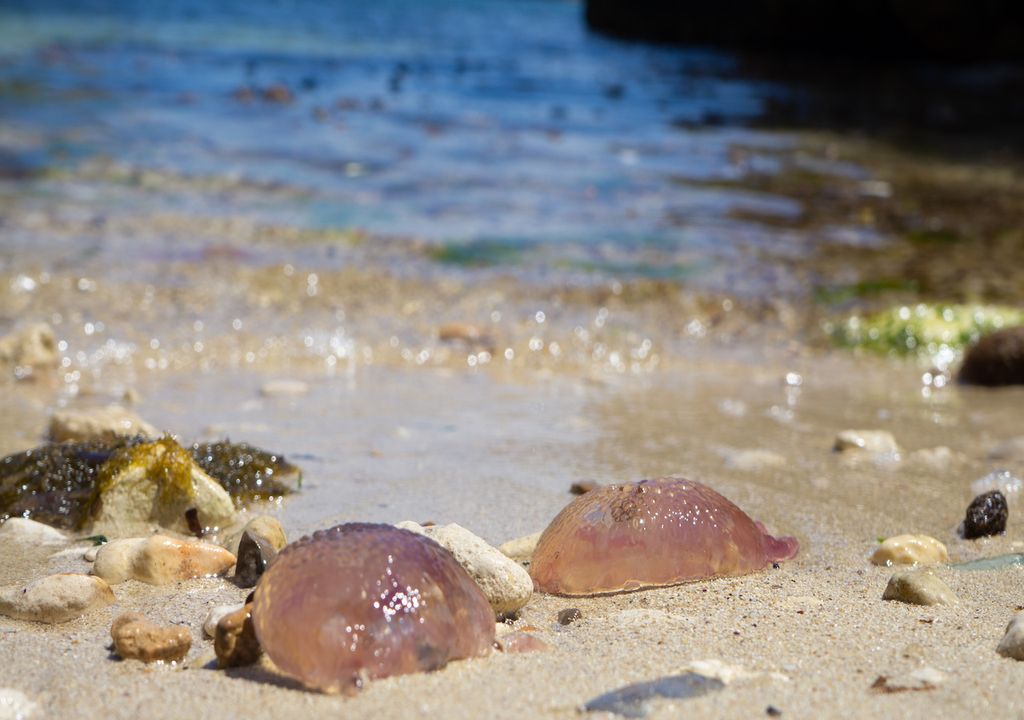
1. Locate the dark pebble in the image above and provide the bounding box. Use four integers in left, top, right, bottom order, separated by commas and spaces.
766, 707, 783, 717
963, 490, 1008, 539
583, 673, 724, 717
958, 326, 1024, 386
570, 480, 600, 495
235, 529, 279, 588
558, 608, 582, 625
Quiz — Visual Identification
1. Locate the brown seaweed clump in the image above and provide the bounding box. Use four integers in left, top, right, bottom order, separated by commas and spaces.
530, 477, 798, 596
251, 523, 495, 694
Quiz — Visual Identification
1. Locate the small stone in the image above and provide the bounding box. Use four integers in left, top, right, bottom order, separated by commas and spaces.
870, 535, 948, 567
234, 516, 287, 588
438, 323, 493, 348
582, 673, 725, 717
870, 667, 945, 693
962, 491, 1008, 539
84, 547, 99, 562
48, 405, 158, 443
259, 379, 309, 397
93, 535, 236, 585
0, 323, 58, 377
766, 707, 782, 717
0, 573, 115, 623
570, 480, 601, 495
0, 518, 68, 546
996, 613, 1024, 660
396, 521, 533, 616
557, 608, 582, 625
958, 326, 1024, 386
882, 568, 957, 606
203, 603, 245, 638
0, 688, 37, 719
833, 429, 899, 454
498, 531, 541, 564
111, 613, 192, 663
214, 603, 261, 668
495, 632, 549, 653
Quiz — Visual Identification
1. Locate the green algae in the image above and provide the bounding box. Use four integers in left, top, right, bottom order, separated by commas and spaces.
189, 441, 300, 504
829, 303, 1024, 360
95, 436, 198, 510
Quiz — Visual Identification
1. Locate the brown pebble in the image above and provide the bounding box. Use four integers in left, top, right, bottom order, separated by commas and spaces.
569, 480, 600, 495
215, 603, 262, 668
557, 608, 582, 625
496, 632, 549, 654
111, 613, 192, 663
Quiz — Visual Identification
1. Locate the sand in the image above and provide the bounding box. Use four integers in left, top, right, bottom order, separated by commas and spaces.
2, 346, 1024, 720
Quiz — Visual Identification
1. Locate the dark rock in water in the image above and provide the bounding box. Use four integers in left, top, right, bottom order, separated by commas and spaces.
949, 553, 1024, 572
189, 442, 300, 503
958, 327, 1024, 387
582, 673, 724, 717
962, 491, 1008, 539
557, 608, 582, 625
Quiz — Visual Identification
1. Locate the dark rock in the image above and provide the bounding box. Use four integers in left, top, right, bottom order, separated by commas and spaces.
958, 327, 1024, 387
766, 708, 783, 717
570, 480, 600, 495
234, 517, 286, 588
557, 608, 582, 625
582, 673, 724, 717
963, 491, 1008, 539
214, 603, 262, 668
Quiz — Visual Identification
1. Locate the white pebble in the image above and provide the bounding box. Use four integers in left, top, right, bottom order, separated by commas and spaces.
834, 429, 899, 454
93, 535, 236, 585
0, 574, 115, 624
0, 518, 67, 546
870, 534, 948, 567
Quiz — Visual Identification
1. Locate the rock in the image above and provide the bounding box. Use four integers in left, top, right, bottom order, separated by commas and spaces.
84, 546, 99, 562
203, 603, 245, 638
570, 480, 601, 495
48, 405, 158, 443
214, 603, 261, 668
0, 573, 115, 623
962, 491, 1008, 538
958, 326, 1024, 386
234, 516, 287, 588
833, 429, 899, 454
396, 521, 533, 616
996, 613, 1024, 660
495, 632, 549, 653
93, 535, 236, 585
870, 667, 945, 693
499, 531, 542, 564
90, 437, 236, 535
0, 518, 68, 546
971, 470, 1023, 501
722, 449, 787, 472
0, 688, 37, 719
0, 323, 58, 377
557, 608, 582, 625
111, 613, 191, 663
870, 534, 948, 567
882, 568, 957, 606
582, 673, 725, 716
259, 379, 309, 397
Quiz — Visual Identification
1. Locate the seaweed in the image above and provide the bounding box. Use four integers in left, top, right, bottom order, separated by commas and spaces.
189, 441, 300, 504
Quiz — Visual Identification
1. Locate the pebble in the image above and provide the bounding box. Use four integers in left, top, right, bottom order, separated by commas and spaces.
111, 613, 192, 663
438, 323, 493, 348
962, 491, 1008, 538
0, 573, 115, 623
498, 531, 541, 564
203, 603, 245, 638
833, 429, 899, 454
84, 547, 99, 562
93, 535, 236, 585
259, 379, 309, 397
495, 632, 549, 653
234, 516, 287, 588
870, 667, 945, 693
582, 673, 725, 717
569, 480, 601, 495
48, 405, 158, 443
0, 323, 58, 375
214, 603, 262, 668
870, 534, 948, 566
0, 517, 68, 546
396, 521, 533, 616
882, 568, 957, 606
0, 688, 37, 719
996, 613, 1024, 660
557, 608, 582, 625
957, 326, 1024, 386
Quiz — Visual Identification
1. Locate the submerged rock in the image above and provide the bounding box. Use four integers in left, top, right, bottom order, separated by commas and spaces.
252, 523, 495, 694
962, 491, 1008, 539
582, 673, 725, 717
870, 535, 948, 567
882, 568, 957, 606
111, 613, 192, 663
0, 573, 115, 623
214, 603, 261, 668
397, 521, 533, 616
234, 516, 287, 588
48, 405, 157, 443
93, 535, 236, 585
997, 614, 1024, 660
958, 326, 1024, 386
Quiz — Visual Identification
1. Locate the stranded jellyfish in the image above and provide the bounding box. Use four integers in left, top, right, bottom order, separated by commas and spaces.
252, 523, 494, 693
530, 477, 798, 596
